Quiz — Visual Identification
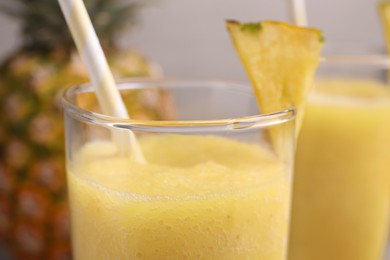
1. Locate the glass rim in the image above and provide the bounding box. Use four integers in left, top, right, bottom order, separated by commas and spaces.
321, 54, 390, 67
62, 78, 295, 132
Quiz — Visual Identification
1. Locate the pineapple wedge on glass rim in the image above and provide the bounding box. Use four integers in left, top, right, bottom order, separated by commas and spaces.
379, 1, 390, 83
0, 0, 172, 259
226, 20, 323, 141
379, 1, 390, 55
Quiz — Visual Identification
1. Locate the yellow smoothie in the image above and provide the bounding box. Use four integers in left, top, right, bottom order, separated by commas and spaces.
289, 80, 390, 260
67, 135, 291, 260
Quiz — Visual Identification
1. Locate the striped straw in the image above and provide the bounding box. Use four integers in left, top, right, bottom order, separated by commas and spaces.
291, 0, 308, 26
58, 0, 146, 163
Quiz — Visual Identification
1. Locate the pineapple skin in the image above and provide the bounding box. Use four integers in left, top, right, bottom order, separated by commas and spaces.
0, 48, 171, 260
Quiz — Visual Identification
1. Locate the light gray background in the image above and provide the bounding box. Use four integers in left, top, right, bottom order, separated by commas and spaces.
0, 2, 389, 259
0, 0, 386, 81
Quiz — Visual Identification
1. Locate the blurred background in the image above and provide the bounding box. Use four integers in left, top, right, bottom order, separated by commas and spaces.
0, 0, 386, 82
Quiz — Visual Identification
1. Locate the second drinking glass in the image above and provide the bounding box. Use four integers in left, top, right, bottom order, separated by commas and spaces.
289, 55, 390, 260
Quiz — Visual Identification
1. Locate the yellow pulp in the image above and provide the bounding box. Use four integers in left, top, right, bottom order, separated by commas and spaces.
289, 79, 390, 260
68, 135, 291, 260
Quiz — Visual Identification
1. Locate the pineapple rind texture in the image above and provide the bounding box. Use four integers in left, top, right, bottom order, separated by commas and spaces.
0, 49, 168, 259
0, 1, 170, 259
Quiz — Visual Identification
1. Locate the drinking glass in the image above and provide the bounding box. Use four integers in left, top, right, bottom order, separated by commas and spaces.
289, 55, 390, 260
62, 79, 295, 259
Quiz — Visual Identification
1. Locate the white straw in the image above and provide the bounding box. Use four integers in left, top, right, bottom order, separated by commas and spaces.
290, 0, 308, 26
58, 0, 146, 163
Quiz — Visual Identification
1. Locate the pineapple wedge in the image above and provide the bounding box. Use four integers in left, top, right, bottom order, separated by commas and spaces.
379, 1, 390, 82
226, 21, 323, 136
379, 2, 390, 83
379, 2, 390, 57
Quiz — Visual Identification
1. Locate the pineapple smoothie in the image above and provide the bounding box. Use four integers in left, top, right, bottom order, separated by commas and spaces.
289, 80, 390, 260
67, 134, 292, 260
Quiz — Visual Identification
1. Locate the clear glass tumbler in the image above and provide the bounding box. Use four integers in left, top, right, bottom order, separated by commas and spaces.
289, 56, 390, 260
62, 79, 295, 260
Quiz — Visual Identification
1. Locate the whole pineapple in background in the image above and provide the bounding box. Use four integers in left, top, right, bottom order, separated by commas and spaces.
0, 0, 172, 259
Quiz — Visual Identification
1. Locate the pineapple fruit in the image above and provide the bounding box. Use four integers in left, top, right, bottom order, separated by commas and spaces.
379, 1, 390, 54
226, 21, 323, 136
0, 1, 172, 259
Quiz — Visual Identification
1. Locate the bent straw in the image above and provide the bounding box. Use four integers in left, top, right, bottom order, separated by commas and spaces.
290, 0, 308, 26
58, 0, 146, 163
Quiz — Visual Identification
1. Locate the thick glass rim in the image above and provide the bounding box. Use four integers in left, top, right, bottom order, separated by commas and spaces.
321, 54, 390, 67
62, 78, 295, 132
